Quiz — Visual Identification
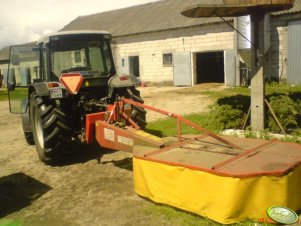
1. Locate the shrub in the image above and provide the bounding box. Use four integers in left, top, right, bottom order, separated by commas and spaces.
294, 99, 301, 127
216, 94, 250, 113
267, 95, 298, 132
207, 104, 245, 131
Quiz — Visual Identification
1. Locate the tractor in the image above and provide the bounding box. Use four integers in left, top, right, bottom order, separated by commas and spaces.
7, 30, 146, 164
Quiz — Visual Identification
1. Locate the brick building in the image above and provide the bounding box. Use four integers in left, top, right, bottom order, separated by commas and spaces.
1, 0, 301, 86
62, 0, 238, 86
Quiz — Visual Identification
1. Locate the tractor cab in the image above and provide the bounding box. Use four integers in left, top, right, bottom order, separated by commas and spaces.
7, 31, 117, 114
38, 31, 116, 84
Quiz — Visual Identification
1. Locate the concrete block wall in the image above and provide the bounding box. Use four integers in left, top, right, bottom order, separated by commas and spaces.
113, 22, 234, 85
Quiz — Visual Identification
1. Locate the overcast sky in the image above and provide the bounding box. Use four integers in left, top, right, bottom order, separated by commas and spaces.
0, 0, 158, 49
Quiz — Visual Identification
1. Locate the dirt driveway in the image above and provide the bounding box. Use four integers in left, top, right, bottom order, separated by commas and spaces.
0, 85, 220, 226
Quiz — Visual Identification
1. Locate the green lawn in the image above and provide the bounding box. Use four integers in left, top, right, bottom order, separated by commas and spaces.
0, 88, 8, 101
146, 113, 210, 137
0, 87, 28, 102
198, 82, 301, 102
143, 202, 272, 226
1, 87, 28, 113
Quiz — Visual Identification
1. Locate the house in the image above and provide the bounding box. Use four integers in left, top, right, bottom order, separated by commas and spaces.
61, 0, 301, 86
61, 0, 238, 86
0, 47, 9, 86
1, 0, 301, 86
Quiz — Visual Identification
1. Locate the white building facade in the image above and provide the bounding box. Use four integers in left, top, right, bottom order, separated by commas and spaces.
114, 22, 235, 86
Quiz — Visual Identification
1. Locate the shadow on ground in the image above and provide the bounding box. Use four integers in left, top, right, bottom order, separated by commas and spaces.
101, 157, 133, 171
53, 142, 106, 166
0, 173, 52, 218
54, 142, 134, 171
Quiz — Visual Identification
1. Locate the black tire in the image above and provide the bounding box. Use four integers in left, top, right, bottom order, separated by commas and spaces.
126, 88, 147, 129
21, 99, 34, 145
24, 132, 34, 145
30, 92, 72, 164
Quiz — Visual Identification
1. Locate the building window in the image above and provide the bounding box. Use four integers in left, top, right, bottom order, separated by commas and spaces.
74, 51, 82, 63
163, 53, 173, 66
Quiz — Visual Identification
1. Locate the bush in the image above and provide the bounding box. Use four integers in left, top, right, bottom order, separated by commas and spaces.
207, 104, 245, 131
267, 95, 298, 132
208, 94, 300, 133
216, 94, 250, 113
203, 83, 301, 133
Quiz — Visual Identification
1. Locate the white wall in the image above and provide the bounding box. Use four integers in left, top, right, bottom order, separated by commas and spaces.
113, 22, 234, 85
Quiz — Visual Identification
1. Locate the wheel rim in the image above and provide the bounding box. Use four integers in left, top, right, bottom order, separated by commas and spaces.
34, 108, 44, 149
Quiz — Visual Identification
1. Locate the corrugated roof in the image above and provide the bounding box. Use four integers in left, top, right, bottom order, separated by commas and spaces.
272, 0, 301, 15
0, 42, 36, 62
61, 0, 232, 37
62, 0, 301, 37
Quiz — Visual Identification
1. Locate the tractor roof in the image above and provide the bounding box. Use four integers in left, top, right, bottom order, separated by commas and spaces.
37, 30, 111, 44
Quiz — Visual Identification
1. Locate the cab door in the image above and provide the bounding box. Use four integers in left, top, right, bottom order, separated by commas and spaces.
7, 45, 40, 113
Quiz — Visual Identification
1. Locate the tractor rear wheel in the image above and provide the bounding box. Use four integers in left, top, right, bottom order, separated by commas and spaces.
24, 132, 34, 145
21, 99, 34, 145
30, 92, 72, 164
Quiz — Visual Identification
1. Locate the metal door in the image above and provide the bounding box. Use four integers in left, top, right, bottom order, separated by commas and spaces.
173, 52, 191, 86
288, 20, 301, 85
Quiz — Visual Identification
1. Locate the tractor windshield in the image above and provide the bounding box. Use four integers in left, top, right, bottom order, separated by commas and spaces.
50, 40, 113, 78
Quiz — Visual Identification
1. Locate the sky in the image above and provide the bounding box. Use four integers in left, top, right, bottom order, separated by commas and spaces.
0, 0, 158, 49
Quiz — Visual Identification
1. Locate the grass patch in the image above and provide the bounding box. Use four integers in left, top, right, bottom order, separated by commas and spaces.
199, 82, 301, 102
0, 87, 27, 102
146, 113, 210, 137
143, 203, 220, 226
0, 219, 23, 226
143, 202, 268, 226
266, 81, 301, 95
0, 88, 8, 101
200, 86, 250, 100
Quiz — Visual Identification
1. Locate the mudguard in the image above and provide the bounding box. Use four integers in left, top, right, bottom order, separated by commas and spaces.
107, 74, 139, 97
28, 82, 68, 98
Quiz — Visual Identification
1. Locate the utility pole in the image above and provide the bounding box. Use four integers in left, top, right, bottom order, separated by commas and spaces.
250, 13, 265, 131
